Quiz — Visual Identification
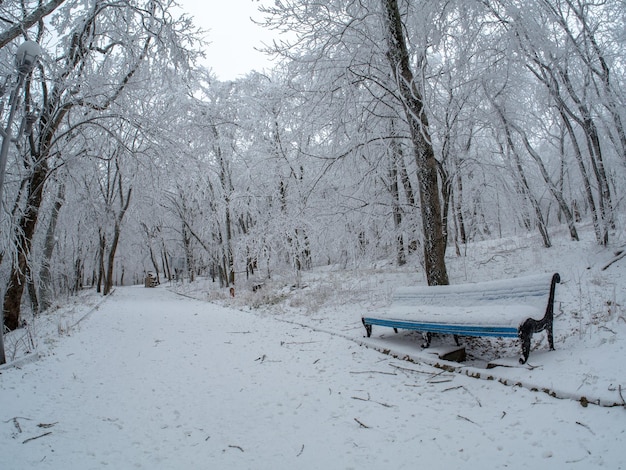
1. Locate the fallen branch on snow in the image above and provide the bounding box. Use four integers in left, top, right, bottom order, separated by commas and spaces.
23, 432, 52, 444
602, 248, 626, 271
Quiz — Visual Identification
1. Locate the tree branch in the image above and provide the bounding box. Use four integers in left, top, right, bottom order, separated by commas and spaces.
0, 0, 67, 48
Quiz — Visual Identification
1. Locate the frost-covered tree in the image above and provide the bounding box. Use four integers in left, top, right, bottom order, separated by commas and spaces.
2, 0, 200, 330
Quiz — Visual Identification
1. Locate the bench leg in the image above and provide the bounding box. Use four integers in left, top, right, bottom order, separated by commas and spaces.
519, 315, 555, 363
546, 323, 555, 351
519, 330, 531, 364
361, 318, 372, 338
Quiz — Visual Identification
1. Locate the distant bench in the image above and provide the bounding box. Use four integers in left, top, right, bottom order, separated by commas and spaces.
362, 273, 560, 364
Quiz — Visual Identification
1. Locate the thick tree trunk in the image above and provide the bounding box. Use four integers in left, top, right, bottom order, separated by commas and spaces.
104, 186, 132, 295
182, 222, 195, 282
39, 181, 65, 311
381, 0, 448, 286
74, 255, 83, 293
104, 226, 118, 295
97, 231, 106, 294
223, 195, 235, 286
3, 160, 48, 331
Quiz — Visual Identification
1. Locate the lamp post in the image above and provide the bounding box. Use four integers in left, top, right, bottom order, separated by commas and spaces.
0, 40, 43, 365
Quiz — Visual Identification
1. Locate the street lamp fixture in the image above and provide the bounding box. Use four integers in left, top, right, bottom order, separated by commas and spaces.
15, 41, 43, 75
0, 40, 43, 365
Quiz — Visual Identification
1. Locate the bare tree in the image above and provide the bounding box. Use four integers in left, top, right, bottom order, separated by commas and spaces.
380, 0, 449, 285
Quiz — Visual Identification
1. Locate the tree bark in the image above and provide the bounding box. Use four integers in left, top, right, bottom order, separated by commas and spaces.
3, 157, 48, 330
380, 0, 448, 285
39, 181, 66, 311
103, 173, 132, 295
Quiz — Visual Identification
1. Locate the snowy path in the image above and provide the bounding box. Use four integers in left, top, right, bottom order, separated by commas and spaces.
1, 285, 624, 469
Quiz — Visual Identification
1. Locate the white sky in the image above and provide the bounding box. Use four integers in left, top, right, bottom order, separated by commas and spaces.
176, 0, 276, 80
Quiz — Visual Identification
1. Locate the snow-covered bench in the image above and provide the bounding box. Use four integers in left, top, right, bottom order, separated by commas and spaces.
362, 273, 560, 364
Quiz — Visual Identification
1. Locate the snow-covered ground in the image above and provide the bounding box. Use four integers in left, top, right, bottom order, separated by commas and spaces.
1, 227, 625, 469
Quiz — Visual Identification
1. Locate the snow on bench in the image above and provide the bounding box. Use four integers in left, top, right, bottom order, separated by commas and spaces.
362, 273, 561, 364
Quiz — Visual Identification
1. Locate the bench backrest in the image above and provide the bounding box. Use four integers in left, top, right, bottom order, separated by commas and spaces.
392, 273, 559, 312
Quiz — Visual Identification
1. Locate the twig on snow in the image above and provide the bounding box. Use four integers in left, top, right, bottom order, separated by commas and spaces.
618, 385, 625, 407
601, 249, 626, 271
442, 385, 463, 392
351, 395, 394, 408
598, 325, 617, 335
462, 386, 482, 408
37, 422, 57, 429
479, 254, 506, 265
228, 445, 244, 452
576, 421, 595, 435
4, 417, 32, 427
5, 417, 33, 435
354, 418, 370, 429
13, 418, 23, 433
457, 415, 480, 426
389, 363, 431, 375
297, 444, 305, 457
441, 385, 482, 407
22, 432, 52, 444
429, 369, 453, 380
350, 370, 397, 376
428, 378, 454, 384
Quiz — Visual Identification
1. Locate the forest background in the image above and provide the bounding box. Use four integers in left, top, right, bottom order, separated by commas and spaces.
0, 0, 624, 363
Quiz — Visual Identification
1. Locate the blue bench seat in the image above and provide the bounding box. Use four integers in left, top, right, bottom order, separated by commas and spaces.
362, 273, 560, 364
